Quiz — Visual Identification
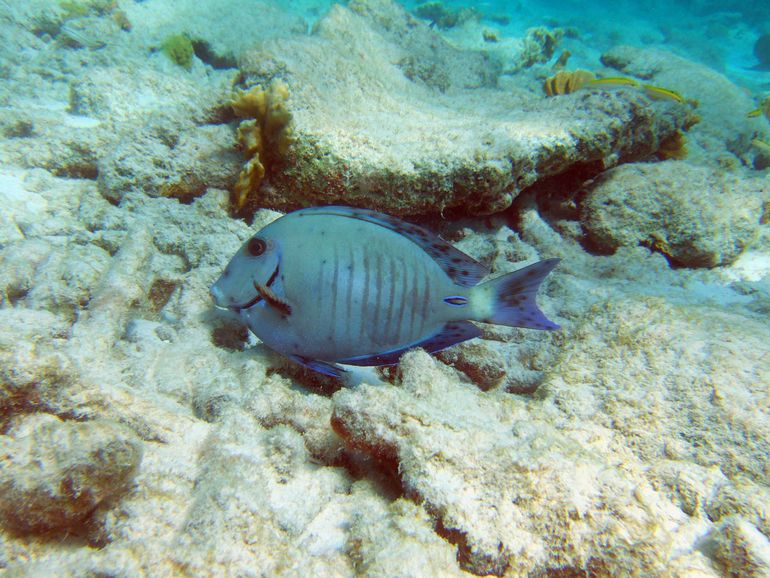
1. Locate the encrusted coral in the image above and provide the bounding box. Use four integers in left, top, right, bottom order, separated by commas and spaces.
231, 80, 293, 210
543, 69, 596, 96
482, 29, 499, 43
59, 0, 117, 19
519, 27, 563, 68
413, 2, 478, 30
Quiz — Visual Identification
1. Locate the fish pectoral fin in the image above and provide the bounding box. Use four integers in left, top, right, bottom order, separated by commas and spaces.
254, 282, 292, 316
289, 355, 346, 378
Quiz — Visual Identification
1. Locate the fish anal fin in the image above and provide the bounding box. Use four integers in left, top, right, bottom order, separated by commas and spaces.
289, 355, 346, 378
339, 321, 482, 367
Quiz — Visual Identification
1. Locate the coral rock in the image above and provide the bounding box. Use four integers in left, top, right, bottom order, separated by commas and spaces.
580, 161, 767, 267
237, 0, 687, 216
0, 414, 143, 534
331, 350, 696, 576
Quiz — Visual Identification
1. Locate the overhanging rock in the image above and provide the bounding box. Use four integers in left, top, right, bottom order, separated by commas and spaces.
239, 0, 688, 216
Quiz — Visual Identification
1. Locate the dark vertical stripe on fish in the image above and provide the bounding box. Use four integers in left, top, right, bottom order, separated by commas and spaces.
317, 250, 326, 325
373, 249, 383, 342
330, 242, 339, 344
396, 258, 409, 342
346, 244, 354, 346
384, 253, 397, 343
408, 256, 420, 340
420, 261, 431, 335
360, 245, 370, 339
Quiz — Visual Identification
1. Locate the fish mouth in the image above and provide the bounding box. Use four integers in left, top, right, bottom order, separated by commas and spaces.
230, 264, 280, 312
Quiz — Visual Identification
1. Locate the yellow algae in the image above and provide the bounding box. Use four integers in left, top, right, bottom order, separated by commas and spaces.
543, 69, 596, 96
752, 138, 770, 153
161, 33, 194, 70
230, 80, 293, 210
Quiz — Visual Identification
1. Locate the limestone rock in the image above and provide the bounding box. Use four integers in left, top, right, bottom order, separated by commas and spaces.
331, 350, 704, 576
240, 0, 687, 216
0, 413, 143, 534
707, 517, 770, 577
97, 124, 242, 204
580, 161, 767, 267
539, 298, 770, 487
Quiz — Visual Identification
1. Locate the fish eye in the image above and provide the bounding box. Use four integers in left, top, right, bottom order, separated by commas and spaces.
247, 237, 267, 256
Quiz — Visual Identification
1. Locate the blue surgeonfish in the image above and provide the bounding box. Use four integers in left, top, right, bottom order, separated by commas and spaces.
210, 206, 560, 377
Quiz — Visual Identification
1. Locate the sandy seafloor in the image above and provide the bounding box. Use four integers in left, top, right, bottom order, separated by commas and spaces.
0, 0, 769, 576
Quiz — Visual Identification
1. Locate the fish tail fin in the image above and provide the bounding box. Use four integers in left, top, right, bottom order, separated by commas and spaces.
480, 258, 560, 330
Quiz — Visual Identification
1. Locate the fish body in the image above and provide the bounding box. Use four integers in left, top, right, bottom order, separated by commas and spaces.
211, 206, 559, 377
584, 76, 640, 89
747, 97, 770, 120
642, 84, 686, 104
582, 77, 688, 107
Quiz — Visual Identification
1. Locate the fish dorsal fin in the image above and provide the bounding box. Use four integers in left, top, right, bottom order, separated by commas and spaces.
296, 206, 489, 287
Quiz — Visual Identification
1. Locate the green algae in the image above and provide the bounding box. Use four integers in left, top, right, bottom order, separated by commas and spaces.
161, 33, 194, 70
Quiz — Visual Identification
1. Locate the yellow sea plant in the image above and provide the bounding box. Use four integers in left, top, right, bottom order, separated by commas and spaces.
231, 80, 293, 210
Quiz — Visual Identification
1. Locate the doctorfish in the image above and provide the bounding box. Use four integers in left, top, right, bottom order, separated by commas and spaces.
210, 206, 560, 377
